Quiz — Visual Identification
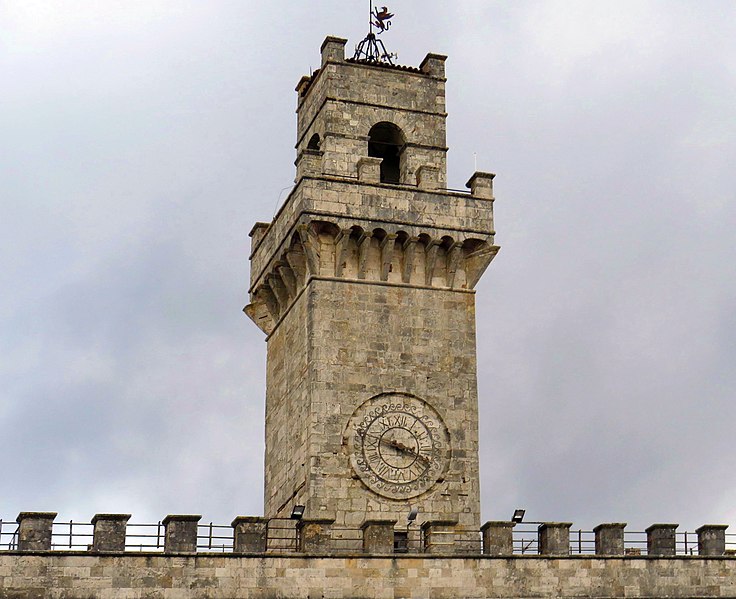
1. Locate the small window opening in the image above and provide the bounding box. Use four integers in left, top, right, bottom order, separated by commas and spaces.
307, 133, 321, 151
368, 122, 405, 184
394, 531, 408, 553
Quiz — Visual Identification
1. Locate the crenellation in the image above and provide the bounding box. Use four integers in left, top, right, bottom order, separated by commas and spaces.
16, 512, 57, 552
162, 515, 201, 554
697, 524, 729, 557
646, 523, 678, 557
91, 514, 130, 553
320, 36, 347, 67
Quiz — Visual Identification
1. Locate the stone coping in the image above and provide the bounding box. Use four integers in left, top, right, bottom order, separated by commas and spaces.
91, 514, 131, 524
2, 550, 735, 560
231, 516, 269, 526
593, 522, 627, 531
16, 512, 57, 522
696, 524, 729, 532
645, 523, 678, 531
161, 515, 201, 525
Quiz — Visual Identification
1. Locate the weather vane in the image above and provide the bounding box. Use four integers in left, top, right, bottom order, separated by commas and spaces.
353, 1, 396, 65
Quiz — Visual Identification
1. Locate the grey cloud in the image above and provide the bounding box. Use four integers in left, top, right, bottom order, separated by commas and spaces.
1, 1, 735, 533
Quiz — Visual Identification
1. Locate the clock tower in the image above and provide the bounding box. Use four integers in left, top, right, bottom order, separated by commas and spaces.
245, 37, 498, 539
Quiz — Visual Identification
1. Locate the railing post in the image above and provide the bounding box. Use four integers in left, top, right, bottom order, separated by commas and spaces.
421, 519, 458, 555
696, 524, 728, 557
231, 516, 269, 553
91, 514, 130, 552
296, 518, 334, 553
594, 523, 626, 556
646, 523, 678, 556
538, 522, 572, 556
481, 521, 515, 556
361, 519, 397, 554
16, 512, 57, 551
162, 514, 201, 554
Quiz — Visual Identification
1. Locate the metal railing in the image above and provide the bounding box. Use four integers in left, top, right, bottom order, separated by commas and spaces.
2, 519, 735, 556
0, 520, 18, 550
510, 526, 736, 556
266, 518, 297, 552
52, 521, 93, 550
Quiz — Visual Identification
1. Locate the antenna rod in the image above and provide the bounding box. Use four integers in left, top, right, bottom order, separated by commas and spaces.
369, 0, 373, 35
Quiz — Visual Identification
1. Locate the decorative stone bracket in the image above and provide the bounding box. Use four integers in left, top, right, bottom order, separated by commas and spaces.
245, 218, 499, 335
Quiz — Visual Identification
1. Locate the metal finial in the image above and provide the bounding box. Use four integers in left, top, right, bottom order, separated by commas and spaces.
354, 1, 396, 65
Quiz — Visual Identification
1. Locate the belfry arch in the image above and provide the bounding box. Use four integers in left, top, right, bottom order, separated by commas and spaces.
368, 122, 405, 184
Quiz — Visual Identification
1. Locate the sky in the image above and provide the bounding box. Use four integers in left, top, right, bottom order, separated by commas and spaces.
1, 0, 735, 534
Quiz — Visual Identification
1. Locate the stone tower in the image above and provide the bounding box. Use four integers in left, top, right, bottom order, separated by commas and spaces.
245, 37, 498, 537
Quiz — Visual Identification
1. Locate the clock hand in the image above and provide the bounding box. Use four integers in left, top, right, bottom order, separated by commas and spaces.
380, 438, 431, 464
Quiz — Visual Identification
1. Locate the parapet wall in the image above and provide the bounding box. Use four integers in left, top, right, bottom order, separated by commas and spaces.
3, 514, 734, 598
2, 552, 736, 599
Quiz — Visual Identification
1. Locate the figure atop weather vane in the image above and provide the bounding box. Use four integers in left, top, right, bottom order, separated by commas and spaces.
373, 6, 394, 32
354, 1, 397, 64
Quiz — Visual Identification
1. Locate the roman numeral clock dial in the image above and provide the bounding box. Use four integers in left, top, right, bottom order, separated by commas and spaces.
346, 394, 450, 500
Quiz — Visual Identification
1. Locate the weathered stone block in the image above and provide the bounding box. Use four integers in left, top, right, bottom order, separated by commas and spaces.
16, 512, 56, 551
361, 519, 397, 554
697, 524, 728, 557
538, 522, 572, 556
594, 523, 626, 556
295, 149, 323, 181
420, 53, 447, 79
162, 514, 201, 554
297, 518, 334, 553
646, 523, 678, 556
232, 516, 269, 553
91, 514, 130, 552
357, 156, 382, 183
321, 36, 346, 66
466, 171, 495, 199
481, 521, 515, 556
416, 165, 440, 190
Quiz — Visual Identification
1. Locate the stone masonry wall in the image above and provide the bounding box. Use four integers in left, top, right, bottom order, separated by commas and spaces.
263, 288, 311, 518
305, 279, 481, 532
2, 553, 735, 599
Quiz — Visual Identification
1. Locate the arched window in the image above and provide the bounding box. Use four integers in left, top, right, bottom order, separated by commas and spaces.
307, 133, 321, 151
368, 122, 405, 184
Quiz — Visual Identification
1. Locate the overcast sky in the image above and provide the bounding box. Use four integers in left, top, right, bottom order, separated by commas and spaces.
2, 0, 735, 534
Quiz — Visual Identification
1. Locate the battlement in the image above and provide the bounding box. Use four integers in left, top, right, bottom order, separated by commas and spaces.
1, 514, 735, 599
2, 513, 732, 557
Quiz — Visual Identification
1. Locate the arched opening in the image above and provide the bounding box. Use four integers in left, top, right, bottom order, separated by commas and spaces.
307, 133, 321, 151
368, 122, 405, 184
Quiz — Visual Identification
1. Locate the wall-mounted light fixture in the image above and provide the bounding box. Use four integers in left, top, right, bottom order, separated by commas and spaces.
290, 505, 305, 520
512, 509, 526, 523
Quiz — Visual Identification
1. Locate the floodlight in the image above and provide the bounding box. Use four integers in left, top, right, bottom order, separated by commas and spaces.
511, 509, 525, 523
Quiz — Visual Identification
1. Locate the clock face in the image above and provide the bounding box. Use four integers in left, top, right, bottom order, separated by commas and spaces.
347, 393, 450, 500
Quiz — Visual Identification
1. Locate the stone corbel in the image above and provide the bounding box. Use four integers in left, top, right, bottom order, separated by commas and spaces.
276, 262, 298, 298
267, 274, 290, 312
286, 247, 307, 289
465, 243, 500, 289
244, 286, 279, 335
424, 240, 441, 286
357, 231, 373, 279
402, 237, 418, 284
297, 224, 321, 277
334, 229, 351, 277
446, 242, 464, 288
380, 233, 398, 281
